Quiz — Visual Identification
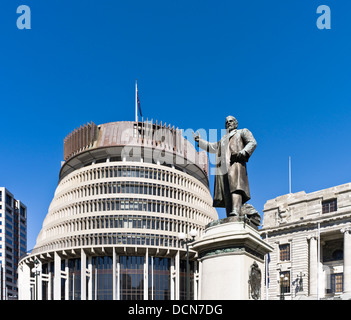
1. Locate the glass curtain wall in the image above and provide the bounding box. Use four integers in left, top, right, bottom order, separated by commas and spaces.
41, 263, 51, 300
148, 257, 171, 300
92, 256, 113, 300
120, 255, 144, 300
40, 256, 195, 300
68, 258, 81, 300
179, 260, 194, 300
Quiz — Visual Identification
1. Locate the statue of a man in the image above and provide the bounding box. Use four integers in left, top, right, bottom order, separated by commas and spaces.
193, 116, 257, 217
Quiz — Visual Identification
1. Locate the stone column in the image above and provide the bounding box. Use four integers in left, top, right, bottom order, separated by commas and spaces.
87, 256, 93, 300
116, 256, 120, 300
144, 248, 149, 300
64, 259, 69, 300
308, 235, 318, 298
113, 248, 117, 300
36, 259, 43, 300
53, 252, 61, 300
170, 256, 175, 300
341, 227, 351, 295
48, 262, 52, 300
175, 251, 180, 300
80, 249, 86, 300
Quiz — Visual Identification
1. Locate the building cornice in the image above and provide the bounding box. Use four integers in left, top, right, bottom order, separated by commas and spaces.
260, 211, 351, 236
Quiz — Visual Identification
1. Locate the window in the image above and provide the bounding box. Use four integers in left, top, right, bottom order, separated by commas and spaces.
20, 206, 26, 217
322, 199, 337, 214
5, 195, 12, 208
280, 271, 290, 294
120, 255, 144, 300
279, 244, 290, 262
327, 273, 343, 293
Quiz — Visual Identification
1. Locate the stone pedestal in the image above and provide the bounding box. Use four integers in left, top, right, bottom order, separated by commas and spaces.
192, 217, 273, 300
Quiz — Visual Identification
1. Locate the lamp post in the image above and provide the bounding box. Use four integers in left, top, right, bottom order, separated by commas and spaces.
178, 229, 197, 300
32, 258, 40, 300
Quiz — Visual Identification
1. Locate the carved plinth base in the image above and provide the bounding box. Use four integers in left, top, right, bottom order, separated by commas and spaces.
192, 218, 272, 300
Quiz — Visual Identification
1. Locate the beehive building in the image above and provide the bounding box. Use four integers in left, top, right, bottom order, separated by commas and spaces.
18, 120, 218, 300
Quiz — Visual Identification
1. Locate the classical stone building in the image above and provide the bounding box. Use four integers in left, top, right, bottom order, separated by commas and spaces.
18, 120, 218, 300
261, 182, 351, 300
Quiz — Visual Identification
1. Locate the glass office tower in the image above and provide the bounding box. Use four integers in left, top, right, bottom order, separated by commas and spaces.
0, 187, 27, 300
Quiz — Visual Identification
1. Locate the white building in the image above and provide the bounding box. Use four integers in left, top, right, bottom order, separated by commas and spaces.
261, 182, 351, 300
18, 120, 218, 300
0, 187, 27, 300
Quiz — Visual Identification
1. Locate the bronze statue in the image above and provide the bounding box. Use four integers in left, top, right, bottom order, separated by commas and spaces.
193, 116, 257, 217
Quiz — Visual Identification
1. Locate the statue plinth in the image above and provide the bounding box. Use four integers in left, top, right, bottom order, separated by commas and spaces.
192, 218, 273, 300
206, 215, 259, 230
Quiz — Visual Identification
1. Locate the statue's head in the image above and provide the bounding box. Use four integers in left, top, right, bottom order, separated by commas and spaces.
225, 116, 238, 132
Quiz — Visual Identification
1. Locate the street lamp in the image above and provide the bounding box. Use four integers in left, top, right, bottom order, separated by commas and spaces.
178, 229, 197, 300
280, 273, 289, 300
32, 258, 40, 300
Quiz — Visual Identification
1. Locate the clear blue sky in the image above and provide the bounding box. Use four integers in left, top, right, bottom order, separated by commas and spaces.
1, 0, 349, 250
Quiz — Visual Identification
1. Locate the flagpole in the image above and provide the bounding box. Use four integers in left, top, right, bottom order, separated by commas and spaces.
317, 222, 320, 300
289, 156, 292, 194
135, 80, 138, 123
265, 232, 270, 300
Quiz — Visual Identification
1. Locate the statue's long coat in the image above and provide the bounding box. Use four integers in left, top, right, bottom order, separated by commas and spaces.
198, 128, 257, 208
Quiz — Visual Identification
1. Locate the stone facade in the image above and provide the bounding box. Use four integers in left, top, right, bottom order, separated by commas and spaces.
261, 182, 351, 300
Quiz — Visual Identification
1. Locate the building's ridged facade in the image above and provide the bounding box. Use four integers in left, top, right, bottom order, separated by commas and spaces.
18, 120, 218, 300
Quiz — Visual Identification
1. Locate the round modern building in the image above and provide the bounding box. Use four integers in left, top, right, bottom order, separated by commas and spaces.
18, 120, 218, 300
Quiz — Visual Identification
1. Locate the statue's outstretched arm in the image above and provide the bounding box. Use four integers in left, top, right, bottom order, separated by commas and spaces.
193, 131, 218, 154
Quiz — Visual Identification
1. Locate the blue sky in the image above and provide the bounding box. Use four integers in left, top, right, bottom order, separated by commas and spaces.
0, 0, 349, 250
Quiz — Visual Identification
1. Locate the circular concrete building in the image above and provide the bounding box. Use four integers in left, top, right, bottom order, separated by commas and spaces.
18, 120, 218, 300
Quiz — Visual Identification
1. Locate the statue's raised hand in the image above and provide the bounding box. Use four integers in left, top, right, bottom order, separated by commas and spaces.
193, 131, 200, 142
